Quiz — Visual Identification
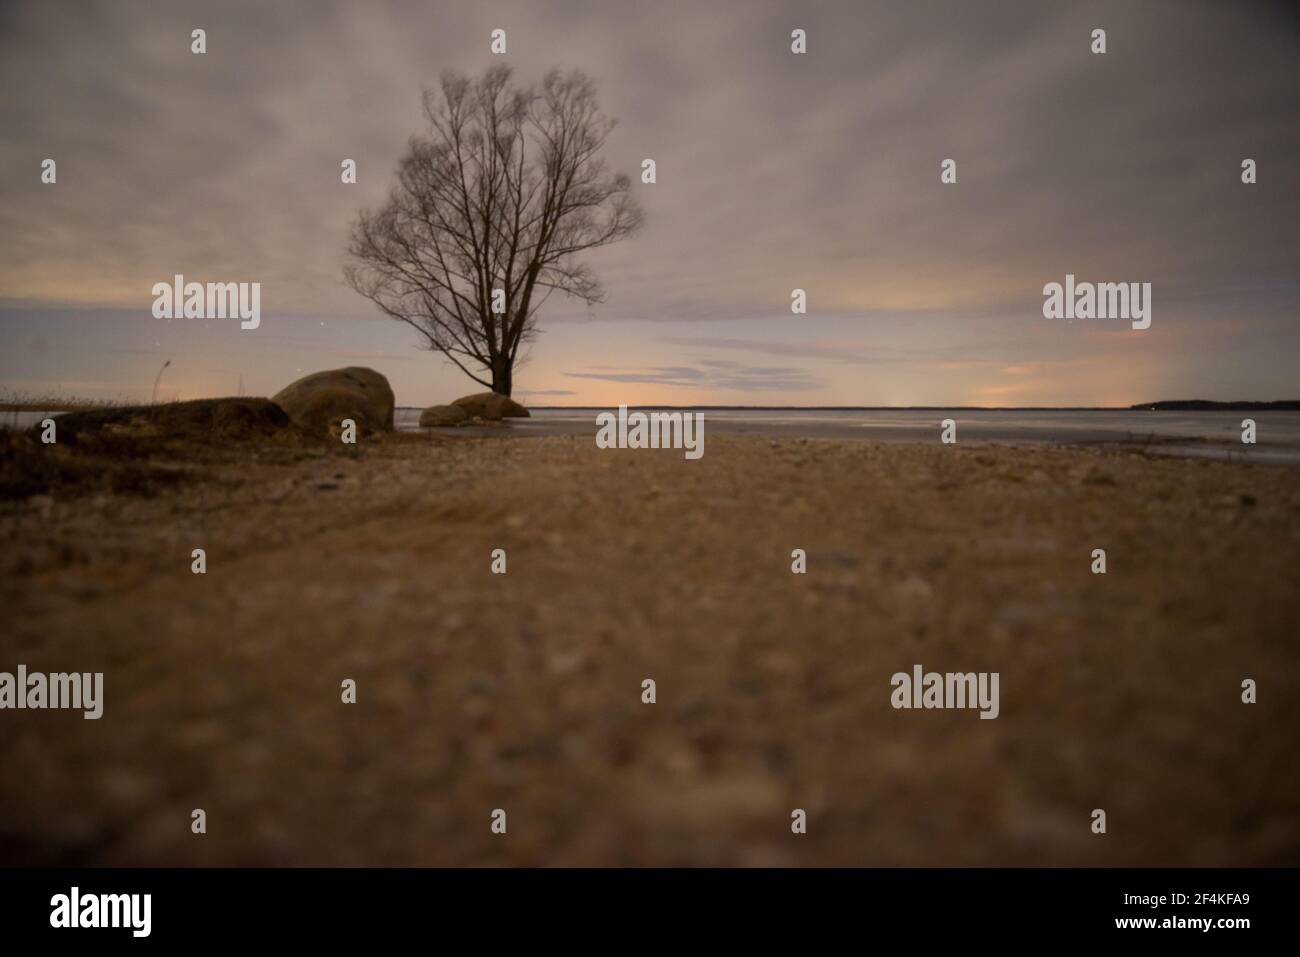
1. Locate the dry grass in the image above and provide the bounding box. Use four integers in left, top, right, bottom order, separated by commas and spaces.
0, 398, 324, 500
0, 390, 128, 414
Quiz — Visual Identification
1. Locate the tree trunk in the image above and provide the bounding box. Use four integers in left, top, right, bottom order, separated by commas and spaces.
491, 357, 513, 397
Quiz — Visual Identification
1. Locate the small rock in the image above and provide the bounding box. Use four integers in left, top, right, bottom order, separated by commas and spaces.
419, 404, 469, 428
895, 575, 934, 601
450, 392, 530, 420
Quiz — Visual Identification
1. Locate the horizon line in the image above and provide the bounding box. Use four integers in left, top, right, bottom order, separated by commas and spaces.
397, 401, 1300, 412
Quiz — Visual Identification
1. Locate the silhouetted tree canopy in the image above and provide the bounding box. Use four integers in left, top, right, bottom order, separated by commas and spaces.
346, 65, 643, 397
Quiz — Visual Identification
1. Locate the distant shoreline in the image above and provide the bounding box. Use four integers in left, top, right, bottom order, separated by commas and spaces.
408, 401, 1300, 412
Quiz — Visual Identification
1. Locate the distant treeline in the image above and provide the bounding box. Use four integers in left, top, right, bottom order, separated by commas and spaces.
1129, 400, 1300, 411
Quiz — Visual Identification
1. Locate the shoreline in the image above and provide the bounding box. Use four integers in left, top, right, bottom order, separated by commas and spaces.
6, 401, 1299, 465
393, 408, 1300, 465
8, 405, 1300, 464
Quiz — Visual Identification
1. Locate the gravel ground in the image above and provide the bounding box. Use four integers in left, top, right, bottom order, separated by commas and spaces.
1, 433, 1298, 865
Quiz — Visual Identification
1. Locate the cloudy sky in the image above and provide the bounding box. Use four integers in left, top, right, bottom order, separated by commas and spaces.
1, 0, 1297, 407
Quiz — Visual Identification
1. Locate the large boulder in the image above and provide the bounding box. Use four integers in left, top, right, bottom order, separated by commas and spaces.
272, 367, 394, 436
451, 391, 530, 421
419, 404, 469, 428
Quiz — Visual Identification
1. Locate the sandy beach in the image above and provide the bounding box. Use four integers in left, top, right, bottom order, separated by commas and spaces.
2, 429, 1297, 866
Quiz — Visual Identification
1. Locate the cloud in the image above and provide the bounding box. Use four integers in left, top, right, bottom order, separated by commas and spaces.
564, 363, 820, 392
1, 1, 1296, 404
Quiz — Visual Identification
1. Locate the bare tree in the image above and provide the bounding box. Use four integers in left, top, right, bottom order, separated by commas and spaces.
345, 66, 643, 397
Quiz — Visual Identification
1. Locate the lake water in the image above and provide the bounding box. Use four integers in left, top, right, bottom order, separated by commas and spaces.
397, 408, 1300, 465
